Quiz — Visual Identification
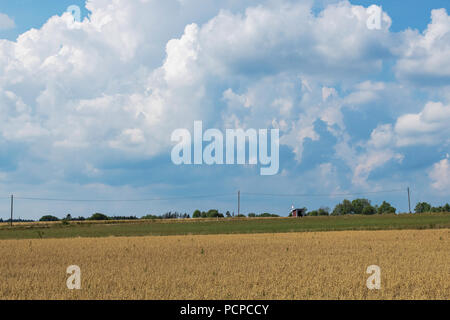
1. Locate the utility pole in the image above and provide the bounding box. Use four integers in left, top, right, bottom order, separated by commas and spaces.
10, 194, 13, 227
238, 190, 240, 217
407, 187, 411, 213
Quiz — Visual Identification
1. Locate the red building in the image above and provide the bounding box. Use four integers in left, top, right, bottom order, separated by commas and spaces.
290, 208, 306, 217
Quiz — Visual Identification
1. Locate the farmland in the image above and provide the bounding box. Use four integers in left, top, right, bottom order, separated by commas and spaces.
0, 213, 449, 240
0, 229, 448, 299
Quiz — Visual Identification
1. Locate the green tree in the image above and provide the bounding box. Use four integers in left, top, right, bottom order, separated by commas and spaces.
141, 214, 160, 219
40, 215, 59, 222
193, 210, 202, 218
317, 207, 330, 216
362, 205, 376, 215
352, 199, 372, 215
89, 213, 109, 221
377, 201, 396, 214
415, 202, 432, 213
332, 199, 353, 215
308, 210, 318, 216
206, 209, 222, 218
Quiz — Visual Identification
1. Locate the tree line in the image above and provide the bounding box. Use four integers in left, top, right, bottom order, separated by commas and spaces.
15, 200, 450, 222
297, 199, 450, 216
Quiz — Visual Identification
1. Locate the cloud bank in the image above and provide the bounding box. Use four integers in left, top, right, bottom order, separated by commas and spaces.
0, 0, 449, 218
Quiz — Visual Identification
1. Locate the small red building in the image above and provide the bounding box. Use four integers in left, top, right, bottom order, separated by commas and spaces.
290, 208, 306, 217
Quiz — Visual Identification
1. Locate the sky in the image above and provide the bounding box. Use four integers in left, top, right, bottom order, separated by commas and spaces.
0, 0, 449, 219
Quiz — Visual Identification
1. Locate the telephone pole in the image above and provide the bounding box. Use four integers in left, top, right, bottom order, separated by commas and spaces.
407, 187, 411, 213
10, 194, 13, 226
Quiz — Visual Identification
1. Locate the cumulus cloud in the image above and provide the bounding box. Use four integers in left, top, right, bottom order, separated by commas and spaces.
0, 0, 449, 203
395, 9, 450, 85
395, 101, 450, 146
429, 158, 450, 191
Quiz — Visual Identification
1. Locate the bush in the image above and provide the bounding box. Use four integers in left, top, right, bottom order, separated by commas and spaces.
88, 213, 109, 221
110, 216, 138, 220
415, 202, 432, 214
351, 199, 373, 215
258, 213, 279, 217
193, 210, 202, 218
192, 209, 223, 218
377, 201, 396, 214
362, 205, 376, 215
141, 214, 161, 220
332, 199, 353, 215
39, 215, 59, 222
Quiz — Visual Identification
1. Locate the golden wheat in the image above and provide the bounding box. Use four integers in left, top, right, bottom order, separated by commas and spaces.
0, 229, 448, 299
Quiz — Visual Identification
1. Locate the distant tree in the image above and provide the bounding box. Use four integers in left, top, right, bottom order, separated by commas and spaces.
308, 210, 318, 216
444, 204, 450, 212
352, 199, 372, 215
142, 214, 161, 220
362, 205, 376, 215
248, 213, 256, 217
332, 199, 353, 215
226, 211, 231, 218
162, 211, 177, 219
415, 202, 432, 214
258, 213, 279, 217
65, 214, 72, 221
88, 213, 109, 221
377, 201, 396, 214
206, 209, 223, 218
40, 215, 59, 222
193, 210, 202, 218
318, 207, 330, 216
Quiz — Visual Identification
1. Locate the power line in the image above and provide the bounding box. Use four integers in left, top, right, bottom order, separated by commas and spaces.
241, 189, 405, 198
3, 189, 405, 202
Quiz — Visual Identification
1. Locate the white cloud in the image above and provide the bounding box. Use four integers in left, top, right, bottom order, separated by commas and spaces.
395, 9, 450, 85
0, 1, 397, 168
0, 13, 15, 30
395, 101, 450, 146
368, 124, 395, 149
429, 158, 450, 191
352, 149, 403, 187
0, 0, 449, 205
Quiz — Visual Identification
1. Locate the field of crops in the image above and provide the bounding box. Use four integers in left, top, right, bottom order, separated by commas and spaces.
1, 213, 449, 240
0, 228, 448, 299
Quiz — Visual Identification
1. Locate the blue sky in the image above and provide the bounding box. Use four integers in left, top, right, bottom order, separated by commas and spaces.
0, 0, 449, 219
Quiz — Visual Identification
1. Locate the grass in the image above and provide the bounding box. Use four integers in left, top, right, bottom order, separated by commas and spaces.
0, 212, 449, 240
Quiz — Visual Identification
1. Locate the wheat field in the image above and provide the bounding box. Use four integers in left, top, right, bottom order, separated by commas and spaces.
0, 229, 448, 299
